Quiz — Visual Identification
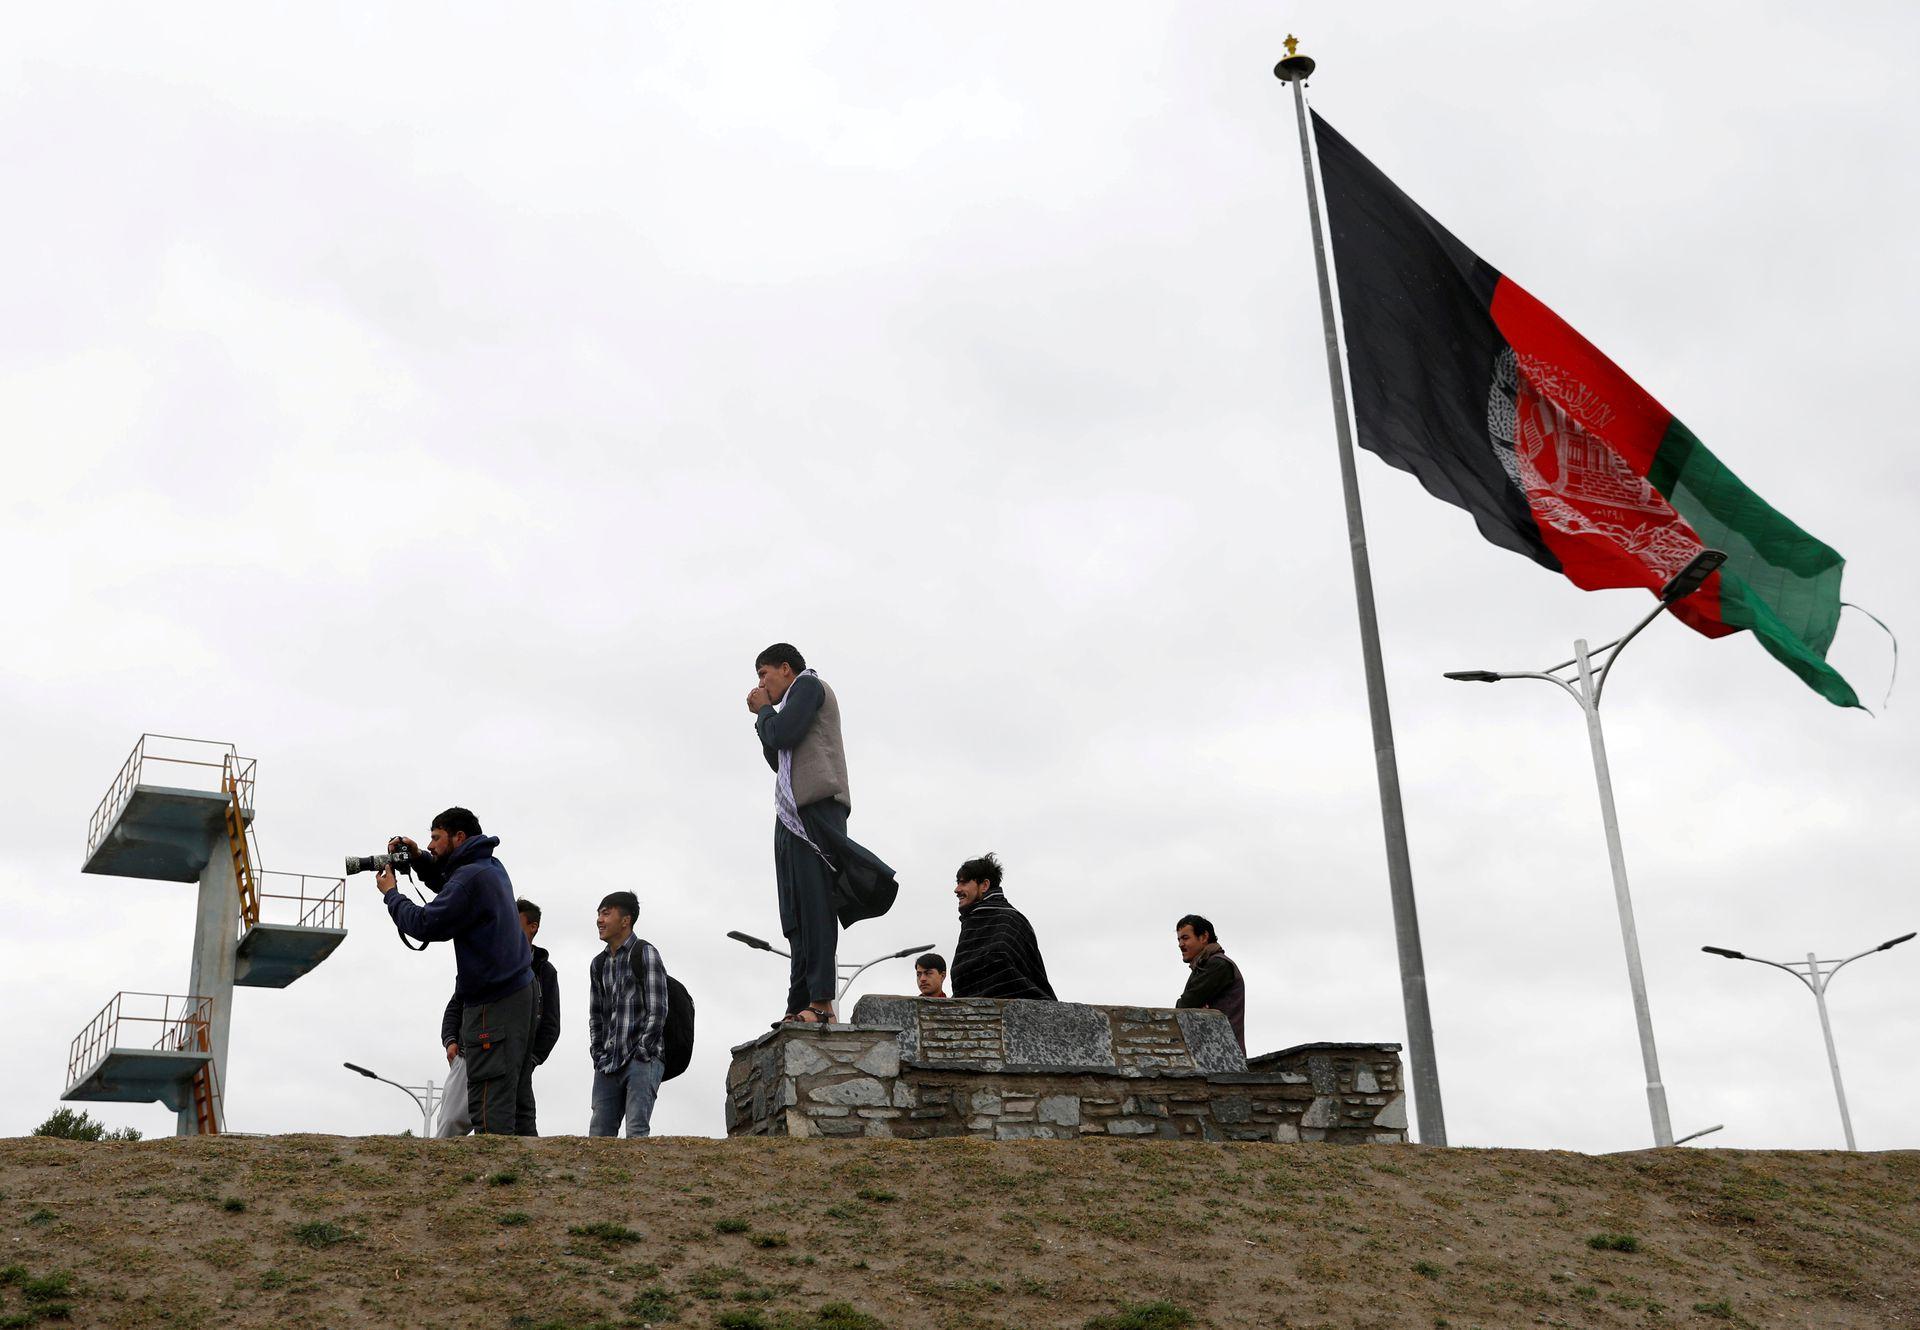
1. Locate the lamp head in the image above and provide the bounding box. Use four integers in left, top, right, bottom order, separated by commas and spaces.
727, 930, 774, 952
1661, 549, 1728, 603
1701, 946, 1745, 960
1444, 670, 1503, 683
1878, 931, 1916, 952
343, 1062, 377, 1079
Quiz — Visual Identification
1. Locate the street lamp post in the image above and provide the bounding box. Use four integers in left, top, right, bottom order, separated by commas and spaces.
1445, 550, 1726, 1148
726, 931, 935, 1008
343, 1061, 439, 1136
1702, 931, 1914, 1149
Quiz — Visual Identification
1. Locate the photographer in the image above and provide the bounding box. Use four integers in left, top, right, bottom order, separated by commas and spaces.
376, 808, 536, 1136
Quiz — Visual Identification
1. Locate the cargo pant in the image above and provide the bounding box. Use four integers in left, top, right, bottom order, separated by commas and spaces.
459, 977, 539, 1136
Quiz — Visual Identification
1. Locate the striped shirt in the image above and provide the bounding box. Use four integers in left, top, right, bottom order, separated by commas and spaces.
589, 933, 669, 1072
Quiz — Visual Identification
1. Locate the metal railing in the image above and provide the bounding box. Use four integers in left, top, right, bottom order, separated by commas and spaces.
67, 992, 214, 1089
253, 871, 348, 931
85, 735, 257, 864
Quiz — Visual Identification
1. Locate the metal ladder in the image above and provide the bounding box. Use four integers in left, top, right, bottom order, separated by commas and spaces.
189, 1043, 222, 1136
222, 759, 259, 929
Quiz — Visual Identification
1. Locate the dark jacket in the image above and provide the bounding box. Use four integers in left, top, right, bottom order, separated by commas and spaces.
951, 888, 1056, 1001
385, 835, 532, 1005
442, 943, 559, 1063
1176, 941, 1246, 1053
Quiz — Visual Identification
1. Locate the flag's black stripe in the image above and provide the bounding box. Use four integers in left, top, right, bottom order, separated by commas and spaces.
1312, 112, 1559, 572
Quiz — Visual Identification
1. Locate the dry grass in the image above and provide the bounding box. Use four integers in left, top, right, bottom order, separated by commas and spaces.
1, 1134, 1916, 1328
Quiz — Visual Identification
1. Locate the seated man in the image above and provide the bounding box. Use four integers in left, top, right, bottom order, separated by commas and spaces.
1174, 913, 1246, 1053
914, 952, 949, 998
949, 853, 1056, 1001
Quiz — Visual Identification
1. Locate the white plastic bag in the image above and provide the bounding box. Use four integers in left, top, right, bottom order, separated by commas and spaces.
435, 1056, 472, 1137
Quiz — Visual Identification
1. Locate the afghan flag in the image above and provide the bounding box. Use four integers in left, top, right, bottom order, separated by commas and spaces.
1312, 112, 1859, 708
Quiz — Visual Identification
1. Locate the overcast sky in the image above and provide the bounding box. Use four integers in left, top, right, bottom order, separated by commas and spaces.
3, 2, 1914, 1152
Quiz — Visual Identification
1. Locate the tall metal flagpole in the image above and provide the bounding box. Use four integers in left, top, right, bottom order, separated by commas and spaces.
1275, 38, 1447, 1146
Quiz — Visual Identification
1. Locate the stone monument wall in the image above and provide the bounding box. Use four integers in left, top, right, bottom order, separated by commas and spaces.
724, 996, 1405, 1145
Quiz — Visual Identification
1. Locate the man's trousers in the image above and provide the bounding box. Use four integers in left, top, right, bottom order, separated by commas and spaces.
459, 977, 539, 1136
775, 802, 844, 1014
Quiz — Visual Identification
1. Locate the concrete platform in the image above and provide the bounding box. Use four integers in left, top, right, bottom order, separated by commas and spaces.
235, 923, 348, 988
64, 1048, 212, 1113
83, 786, 253, 881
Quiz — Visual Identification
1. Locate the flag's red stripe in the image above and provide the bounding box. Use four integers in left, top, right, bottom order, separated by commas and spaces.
1488, 278, 1670, 474
1487, 276, 1728, 630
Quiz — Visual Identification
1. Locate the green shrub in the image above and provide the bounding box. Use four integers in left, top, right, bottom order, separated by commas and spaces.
497, 1212, 530, 1227
568, 1221, 643, 1244
22, 1272, 73, 1301
749, 1232, 788, 1249
291, 1221, 352, 1249
714, 1217, 750, 1234
1085, 1303, 1195, 1330
487, 1170, 519, 1186
1586, 1232, 1639, 1253
31, 1109, 140, 1142
221, 1198, 246, 1213
1412, 1259, 1442, 1279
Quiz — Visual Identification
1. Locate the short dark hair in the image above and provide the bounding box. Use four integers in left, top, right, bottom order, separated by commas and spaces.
755, 642, 806, 673
1176, 914, 1217, 943
432, 807, 483, 838
955, 852, 1003, 890
914, 953, 947, 974
599, 891, 638, 923
517, 899, 541, 924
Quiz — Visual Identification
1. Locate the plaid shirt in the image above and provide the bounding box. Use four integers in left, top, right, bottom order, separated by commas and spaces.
589, 934, 668, 1073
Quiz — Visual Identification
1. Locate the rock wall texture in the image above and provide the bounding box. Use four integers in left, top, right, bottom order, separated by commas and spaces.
724, 996, 1406, 1145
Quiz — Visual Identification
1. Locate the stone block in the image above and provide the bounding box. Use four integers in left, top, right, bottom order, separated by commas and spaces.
1300, 1097, 1340, 1129
1037, 1095, 1081, 1126
810, 1078, 889, 1107
1106, 1118, 1158, 1135
1271, 1122, 1300, 1143
1004, 999, 1115, 1069
1373, 1094, 1408, 1130
892, 1082, 917, 1109
995, 1123, 1037, 1140
808, 1106, 851, 1118
784, 1040, 833, 1078
1213, 1095, 1252, 1126
969, 1090, 1002, 1115
967, 1116, 994, 1131
1355, 1067, 1379, 1093
856, 1042, 901, 1078
1175, 1008, 1250, 1073
857, 1108, 901, 1119
784, 1109, 815, 1138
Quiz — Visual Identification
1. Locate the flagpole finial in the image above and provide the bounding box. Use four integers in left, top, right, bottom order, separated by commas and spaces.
1274, 34, 1316, 83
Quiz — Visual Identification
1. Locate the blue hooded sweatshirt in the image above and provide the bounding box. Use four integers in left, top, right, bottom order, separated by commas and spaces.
383, 834, 533, 1005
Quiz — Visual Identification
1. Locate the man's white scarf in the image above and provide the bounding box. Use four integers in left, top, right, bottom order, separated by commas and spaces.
774, 668, 822, 848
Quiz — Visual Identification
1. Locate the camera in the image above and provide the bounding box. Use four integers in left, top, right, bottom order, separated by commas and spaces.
345, 838, 414, 877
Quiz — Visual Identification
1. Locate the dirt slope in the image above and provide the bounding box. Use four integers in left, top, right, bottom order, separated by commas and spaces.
1, 1135, 1915, 1329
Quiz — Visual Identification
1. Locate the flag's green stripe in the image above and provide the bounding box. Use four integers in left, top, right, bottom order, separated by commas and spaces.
1649, 418, 1858, 707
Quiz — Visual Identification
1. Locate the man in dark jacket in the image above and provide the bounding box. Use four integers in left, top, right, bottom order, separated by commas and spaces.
1175, 914, 1247, 1053
379, 808, 535, 1135
441, 897, 559, 1135
949, 853, 1056, 1001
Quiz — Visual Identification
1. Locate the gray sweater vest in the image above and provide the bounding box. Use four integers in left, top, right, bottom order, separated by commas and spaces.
794, 678, 851, 811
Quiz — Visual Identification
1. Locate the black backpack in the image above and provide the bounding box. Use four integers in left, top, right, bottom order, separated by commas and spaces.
631, 940, 695, 1082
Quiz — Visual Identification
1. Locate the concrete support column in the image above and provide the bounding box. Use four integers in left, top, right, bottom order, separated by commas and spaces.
178, 849, 237, 1135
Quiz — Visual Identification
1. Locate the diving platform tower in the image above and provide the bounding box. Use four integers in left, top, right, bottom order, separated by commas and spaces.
63, 735, 347, 1134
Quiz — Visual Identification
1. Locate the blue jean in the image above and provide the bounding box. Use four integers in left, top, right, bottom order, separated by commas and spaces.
590, 1057, 664, 1137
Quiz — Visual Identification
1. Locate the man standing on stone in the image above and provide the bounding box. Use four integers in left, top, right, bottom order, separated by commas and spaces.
748, 643, 896, 1024
1174, 913, 1246, 1053
949, 853, 1056, 1001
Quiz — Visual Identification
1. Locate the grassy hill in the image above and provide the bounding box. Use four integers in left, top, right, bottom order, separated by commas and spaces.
1, 1135, 1915, 1328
